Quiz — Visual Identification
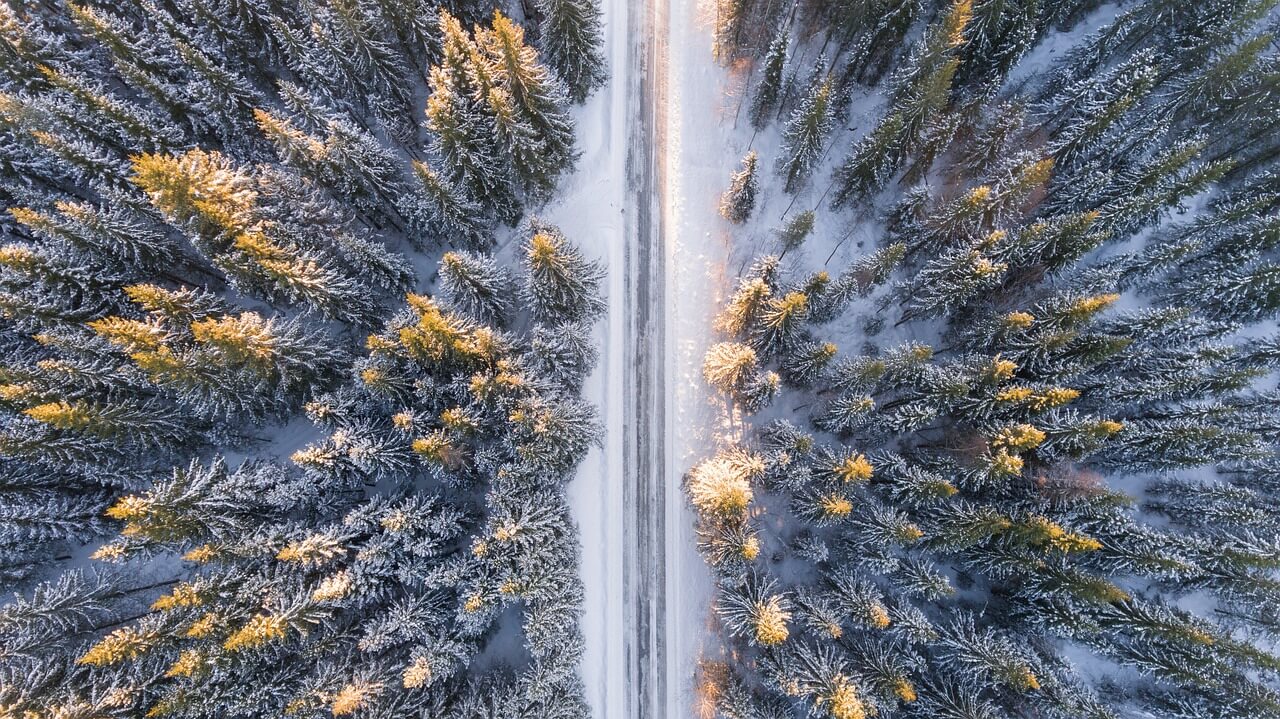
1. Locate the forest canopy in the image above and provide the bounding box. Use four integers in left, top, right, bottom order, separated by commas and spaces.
0, 0, 607, 717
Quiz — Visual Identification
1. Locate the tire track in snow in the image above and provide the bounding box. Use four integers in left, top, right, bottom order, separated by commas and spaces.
624, 0, 669, 717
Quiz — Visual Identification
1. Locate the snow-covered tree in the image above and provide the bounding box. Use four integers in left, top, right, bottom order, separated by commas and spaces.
777, 73, 834, 193
720, 151, 759, 224
750, 23, 789, 130
534, 0, 607, 103
522, 219, 605, 324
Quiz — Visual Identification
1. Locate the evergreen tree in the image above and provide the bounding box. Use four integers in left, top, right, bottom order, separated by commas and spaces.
778, 74, 834, 193
687, 3, 1280, 718
750, 23, 789, 130
130, 148, 386, 322
777, 210, 815, 256
830, 113, 906, 208
704, 341, 760, 396
1042, 49, 1160, 167
713, 0, 755, 59
531, 320, 598, 392
0, 4, 599, 717
439, 250, 514, 325
718, 574, 791, 647
478, 11, 578, 198
522, 219, 605, 324
887, 0, 970, 151
720, 151, 759, 224
900, 230, 1009, 322
959, 0, 1041, 85
1168, 263, 1280, 325
426, 62, 518, 224
781, 341, 837, 387
534, 0, 607, 103
751, 290, 809, 358
405, 159, 492, 249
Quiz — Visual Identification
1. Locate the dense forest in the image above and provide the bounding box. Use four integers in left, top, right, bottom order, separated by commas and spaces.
0, 0, 608, 716
695, 0, 1280, 718
5, 0, 1280, 716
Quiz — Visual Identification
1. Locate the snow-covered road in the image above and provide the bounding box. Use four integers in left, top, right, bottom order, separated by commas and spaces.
661, 0, 741, 716
550, 0, 731, 717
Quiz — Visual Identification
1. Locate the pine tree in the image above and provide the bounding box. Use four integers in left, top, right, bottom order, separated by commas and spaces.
777, 210, 815, 256
521, 220, 605, 324
769, 640, 869, 719
0, 4, 605, 716
426, 12, 520, 222
254, 108, 404, 215
831, 242, 906, 304
125, 147, 251, 245
534, 0, 607, 103
778, 74, 834, 193
439, 250, 514, 325
1166, 31, 1272, 124
35, 65, 184, 153
1043, 49, 1160, 167
10, 197, 181, 274
934, 616, 1040, 692
1003, 211, 1108, 273
887, 0, 970, 151
687, 448, 762, 517
781, 341, 837, 387
751, 290, 809, 358
720, 151, 759, 224
703, 342, 759, 395
750, 23, 789, 130
685, 3, 1280, 718
91, 299, 345, 422
717, 574, 791, 647
173, 39, 267, 151
486, 84, 550, 199
717, 270, 774, 338
23, 398, 193, 449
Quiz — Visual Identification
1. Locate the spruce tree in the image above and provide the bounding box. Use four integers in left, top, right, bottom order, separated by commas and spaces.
777, 210, 815, 256
830, 113, 906, 208
720, 151, 759, 224
778, 74, 834, 193
405, 159, 492, 248
0, 4, 599, 717
534, 0, 607, 103
750, 23, 789, 130
426, 63, 518, 224
479, 11, 578, 197
522, 219, 605, 324
438, 250, 514, 326
687, 3, 1280, 716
